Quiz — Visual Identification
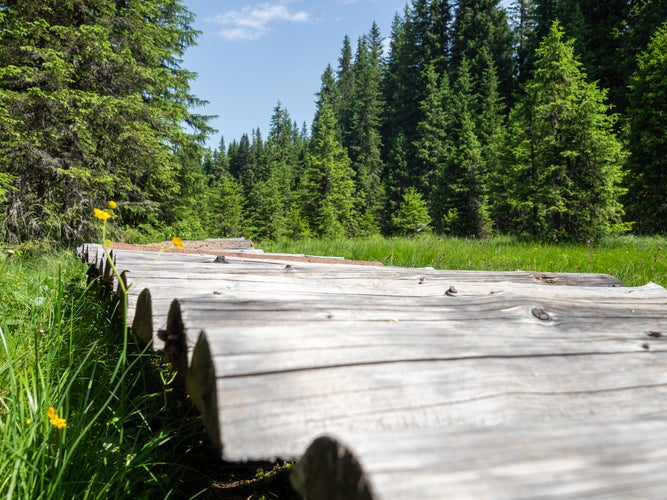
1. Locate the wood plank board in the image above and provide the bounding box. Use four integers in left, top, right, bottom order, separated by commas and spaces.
291, 417, 667, 500
173, 290, 667, 460
78, 243, 630, 352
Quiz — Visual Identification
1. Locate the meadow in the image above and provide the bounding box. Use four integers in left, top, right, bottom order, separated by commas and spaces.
262, 235, 667, 288
0, 250, 267, 499
1, 234, 665, 497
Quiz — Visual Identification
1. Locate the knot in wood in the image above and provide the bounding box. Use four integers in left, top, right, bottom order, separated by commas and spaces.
532, 307, 550, 321
445, 285, 458, 297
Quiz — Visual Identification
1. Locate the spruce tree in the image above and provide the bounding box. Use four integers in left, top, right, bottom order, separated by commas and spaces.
246, 105, 301, 240
301, 95, 355, 238
382, 1, 454, 218
382, 9, 417, 214
392, 187, 432, 235
450, 0, 515, 104
414, 63, 452, 228
618, 0, 667, 113
0, 0, 211, 243
228, 134, 255, 193
440, 59, 492, 237
336, 36, 355, 148
508, 0, 538, 89
504, 22, 626, 242
205, 173, 246, 238
348, 24, 386, 234
624, 22, 667, 234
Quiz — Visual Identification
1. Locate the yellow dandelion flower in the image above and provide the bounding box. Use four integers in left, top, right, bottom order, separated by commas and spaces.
172, 236, 184, 249
108, 200, 118, 210
26, 418, 32, 425
94, 208, 112, 221
47, 406, 67, 429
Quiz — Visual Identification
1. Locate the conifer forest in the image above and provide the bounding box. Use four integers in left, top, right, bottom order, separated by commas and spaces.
1, 0, 666, 245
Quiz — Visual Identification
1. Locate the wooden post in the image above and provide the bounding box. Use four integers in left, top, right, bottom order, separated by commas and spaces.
291, 436, 374, 500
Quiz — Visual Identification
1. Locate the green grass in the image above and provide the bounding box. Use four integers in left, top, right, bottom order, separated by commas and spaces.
0, 248, 298, 499
0, 250, 214, 498
261, 235, 667, 287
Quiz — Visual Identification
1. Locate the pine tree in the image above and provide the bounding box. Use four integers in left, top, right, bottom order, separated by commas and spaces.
336, 36, 355, 147
440, 59, 492, 237
450, 0, 515, 104
414, 63, 452, 228
205, 173, 246, 238
348, 24, 386, 234
624, 22, 667, 234
0, 0, 211, 243
504, 22, 627, 242
392, 187, 432, 235
301, 96, 355, 238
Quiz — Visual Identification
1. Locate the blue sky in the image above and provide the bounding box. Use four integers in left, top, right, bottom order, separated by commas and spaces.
182, 0, 407, 148
181, 1, 511, 148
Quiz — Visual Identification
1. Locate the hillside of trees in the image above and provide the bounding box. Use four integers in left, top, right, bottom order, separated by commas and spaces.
1, 0, 666, 245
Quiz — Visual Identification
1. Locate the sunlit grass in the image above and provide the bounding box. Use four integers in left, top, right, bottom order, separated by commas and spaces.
0, 250, 213, 498
261, 234, 667, 287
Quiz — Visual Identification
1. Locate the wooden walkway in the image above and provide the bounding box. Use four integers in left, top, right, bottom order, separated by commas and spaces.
79, 241, 667, 499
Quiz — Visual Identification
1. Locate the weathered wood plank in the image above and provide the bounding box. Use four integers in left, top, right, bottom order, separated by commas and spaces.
173, 290, 667, 460
201, 354, 667, 462
291, 417, 667, 500
78, 243, 630, 353
81, 243, 625, 287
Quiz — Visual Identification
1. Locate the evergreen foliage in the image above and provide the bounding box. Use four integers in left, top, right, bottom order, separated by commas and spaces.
1, 0, 665, 245
301, 96, 356, 238
392, 187, 432, 235
414, 63, 452, 226
348, 24, 386, 234
624, 22, 667, 234
205, 173, 246, 238
504, 22, 627, 242
0, 0, 211, 244
442, 59, 492, 238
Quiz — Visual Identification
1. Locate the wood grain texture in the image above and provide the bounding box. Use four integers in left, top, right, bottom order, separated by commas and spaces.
172, 289, 667, 460
78, 243, 630, 354
292, 417, 667, 500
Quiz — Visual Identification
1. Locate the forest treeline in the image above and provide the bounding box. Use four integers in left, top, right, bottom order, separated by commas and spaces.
1, 0, 666, 245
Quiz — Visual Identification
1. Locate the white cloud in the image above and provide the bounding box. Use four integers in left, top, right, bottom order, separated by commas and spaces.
211, 2, 309, 41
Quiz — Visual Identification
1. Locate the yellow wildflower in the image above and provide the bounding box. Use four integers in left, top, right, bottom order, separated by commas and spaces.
47, 406, 67, 429
108, 200, 118, 209
26, 418, 32, 425
172, 236, 184, 249
94, 208, 112, 221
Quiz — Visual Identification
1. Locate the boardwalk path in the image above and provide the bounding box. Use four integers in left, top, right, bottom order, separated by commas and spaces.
79, 241, 667, 499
